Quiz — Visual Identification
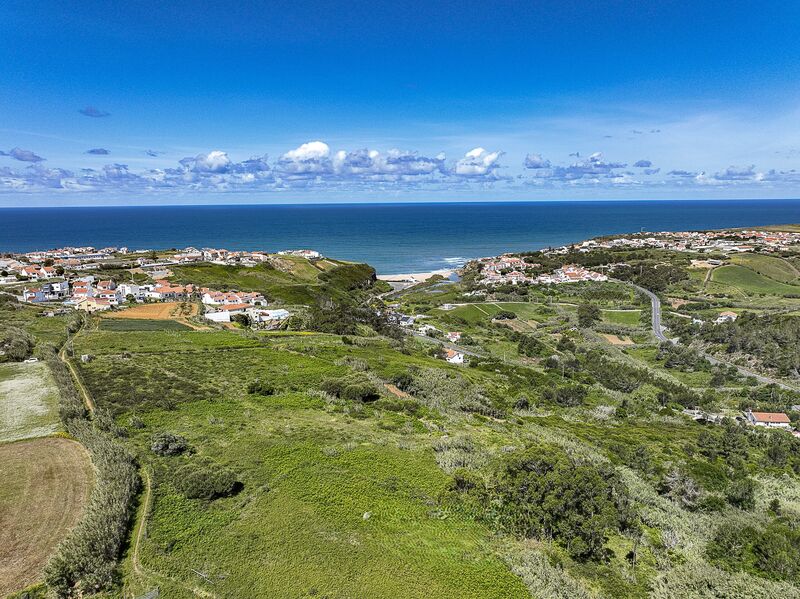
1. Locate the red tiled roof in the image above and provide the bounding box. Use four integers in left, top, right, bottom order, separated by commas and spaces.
223, 303, 251, 311
751, 411, 790, 424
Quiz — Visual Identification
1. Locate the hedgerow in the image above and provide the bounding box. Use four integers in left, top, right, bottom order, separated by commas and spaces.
42, 345, 140, 597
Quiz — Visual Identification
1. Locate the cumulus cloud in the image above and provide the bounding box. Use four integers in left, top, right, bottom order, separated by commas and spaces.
710, 165, 757, 181
524, 153, 551, 169
181, 150, 232, 173
79, 106, 110, 118
331, 148, 446, 179
276, 141, 332, 176
7, 141, 790, 195
454, 147, 504, 177
0, 147, 45, 162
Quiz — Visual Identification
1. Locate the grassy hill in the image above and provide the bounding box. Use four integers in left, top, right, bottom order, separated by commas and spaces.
710, 264, 800, 296
169, 257, 375, 305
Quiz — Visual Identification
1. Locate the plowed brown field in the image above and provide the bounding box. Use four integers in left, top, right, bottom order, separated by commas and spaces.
0, 437, 93, 595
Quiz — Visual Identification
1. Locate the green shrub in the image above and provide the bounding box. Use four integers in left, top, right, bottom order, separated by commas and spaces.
320, 373, 380, 402
150, 432, 189, 456
464, 444, 634, 561
247, 379, 277, 395
725, 477, 757, 511
173, 458, 241, 500
1, 326, 35, 361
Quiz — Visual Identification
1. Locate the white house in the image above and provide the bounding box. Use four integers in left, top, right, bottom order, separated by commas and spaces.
446, 331, 462, 342
746, 410, 791, 429
21, 287, 46, 303
714, 311, 738, 325
444, 349, 465, 365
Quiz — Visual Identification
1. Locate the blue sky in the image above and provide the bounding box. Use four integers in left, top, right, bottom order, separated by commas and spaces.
1, 0, 799, 204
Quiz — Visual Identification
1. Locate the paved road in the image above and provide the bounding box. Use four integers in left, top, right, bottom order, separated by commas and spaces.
629, 282, 797, 390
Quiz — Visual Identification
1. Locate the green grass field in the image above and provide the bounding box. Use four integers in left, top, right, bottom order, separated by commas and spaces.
710, 264, 800, 296
98, 319, 192, 332
0, 362, 61, 443
71, 321, 532, 598
602, 309, 642, 326
132, 397, 529, 598
730, 253, 800, 284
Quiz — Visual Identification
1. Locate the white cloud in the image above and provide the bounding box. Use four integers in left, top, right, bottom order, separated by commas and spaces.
524, 153, 551, 169
182, 150, 232, 173
454, 147, 504, 177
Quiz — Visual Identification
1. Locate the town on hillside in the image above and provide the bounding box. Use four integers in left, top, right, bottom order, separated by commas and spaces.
0, 245, 323, 328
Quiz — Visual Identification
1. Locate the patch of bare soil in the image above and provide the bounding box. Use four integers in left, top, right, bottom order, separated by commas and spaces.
0, 437, 93, 596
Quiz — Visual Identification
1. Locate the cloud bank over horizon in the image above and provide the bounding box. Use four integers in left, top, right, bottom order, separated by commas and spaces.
1, 138, 798, 199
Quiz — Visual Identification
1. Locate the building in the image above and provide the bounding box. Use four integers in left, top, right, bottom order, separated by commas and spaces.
446, 332, 462, 342
76, 297, 112, 313
746, 410, 791, 429
21, 287, 46, 303
444, 349, 465, 364
714, 311, 738, 325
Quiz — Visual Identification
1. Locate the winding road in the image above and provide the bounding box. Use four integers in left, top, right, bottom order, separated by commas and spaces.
629, 282, 797, 390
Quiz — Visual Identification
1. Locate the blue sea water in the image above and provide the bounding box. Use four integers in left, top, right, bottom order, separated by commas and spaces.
1, 200, 798, 273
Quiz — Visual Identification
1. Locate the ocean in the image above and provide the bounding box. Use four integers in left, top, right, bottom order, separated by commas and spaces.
1, 200, 798, 273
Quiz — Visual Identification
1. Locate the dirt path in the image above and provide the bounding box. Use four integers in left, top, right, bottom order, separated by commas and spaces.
127, 469, 217, 598
59, 325, 95, 414
0, 438, 93, 596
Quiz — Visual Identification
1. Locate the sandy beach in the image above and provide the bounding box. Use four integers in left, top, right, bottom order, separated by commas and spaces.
376, 269, 454, 283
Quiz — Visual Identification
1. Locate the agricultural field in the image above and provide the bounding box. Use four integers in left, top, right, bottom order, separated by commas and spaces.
602, 309, 642, 326
0, 361, 61, 442
0, 438, 93, 597
103, 301, 199, 320
709, 264, 800, 296
729, 253, 800, 284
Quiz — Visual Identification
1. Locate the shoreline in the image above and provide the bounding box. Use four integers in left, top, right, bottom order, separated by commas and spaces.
376, 269, 454, 283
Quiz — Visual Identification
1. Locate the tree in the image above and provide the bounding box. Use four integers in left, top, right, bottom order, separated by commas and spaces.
726, 477, 757, 510
577, 304, 601, 328
490, 445, 632, 560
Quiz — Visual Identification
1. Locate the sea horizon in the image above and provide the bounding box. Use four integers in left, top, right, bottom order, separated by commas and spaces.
2, 199, 799, 273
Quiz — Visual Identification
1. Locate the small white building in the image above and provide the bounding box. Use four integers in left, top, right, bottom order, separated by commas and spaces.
714, 311, 738, 325
444, 349, 465, 365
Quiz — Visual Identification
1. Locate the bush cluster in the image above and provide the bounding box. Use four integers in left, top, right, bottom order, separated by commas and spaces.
173, 458, 241, 500
247, 378, 277, 395
150, 432, 189, 456
456, 444, 635, 561
320, 373, 380, 402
